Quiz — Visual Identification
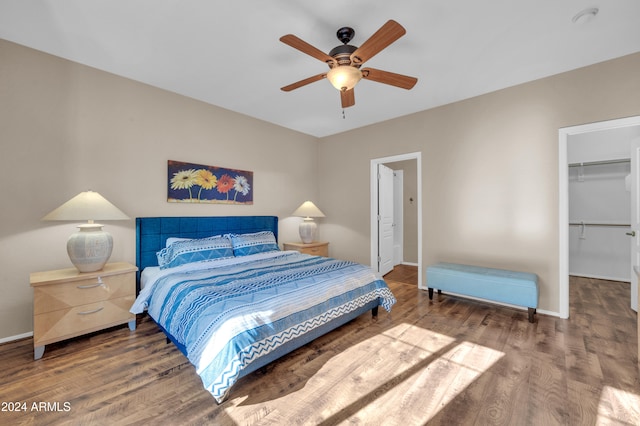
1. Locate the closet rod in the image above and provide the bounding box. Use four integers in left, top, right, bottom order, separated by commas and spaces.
569, 222, 631, 227
568, 158, 630, 167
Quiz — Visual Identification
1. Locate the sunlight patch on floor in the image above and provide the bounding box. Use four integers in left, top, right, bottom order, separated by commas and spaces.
380, 321, 457, 353
351, 336, 505, 424
597, 385, 640, 424
224, 323, 504, 424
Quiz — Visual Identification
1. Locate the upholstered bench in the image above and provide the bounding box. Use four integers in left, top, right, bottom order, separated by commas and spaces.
426, 262, 538, 322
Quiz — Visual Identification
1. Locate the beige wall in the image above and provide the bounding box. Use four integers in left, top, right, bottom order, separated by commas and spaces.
318, 52, 640, 315
0, 39, 319, 340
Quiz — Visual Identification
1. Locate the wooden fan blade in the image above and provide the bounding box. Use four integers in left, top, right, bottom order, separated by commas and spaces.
350, 20, 406, 65
361, 68, 418, 90
281, 73, 327, 92
280, 34, 336, 66
341, 89, 355, 108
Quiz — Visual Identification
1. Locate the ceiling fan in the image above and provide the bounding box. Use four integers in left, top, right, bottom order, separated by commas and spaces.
280, 20, 418, 108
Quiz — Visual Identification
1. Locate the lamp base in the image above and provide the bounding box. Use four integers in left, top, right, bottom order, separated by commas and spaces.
299, 219, 317, 244
67, 224, 113, 272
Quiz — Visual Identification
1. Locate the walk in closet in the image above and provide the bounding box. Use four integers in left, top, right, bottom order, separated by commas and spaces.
567, 126, 640, 284
568, 158, 630, 281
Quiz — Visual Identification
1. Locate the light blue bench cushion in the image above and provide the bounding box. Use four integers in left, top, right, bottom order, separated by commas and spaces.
426, 262, 538, 308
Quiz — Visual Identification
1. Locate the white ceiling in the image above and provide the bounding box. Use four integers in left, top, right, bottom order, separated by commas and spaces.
1, 1, 639, 138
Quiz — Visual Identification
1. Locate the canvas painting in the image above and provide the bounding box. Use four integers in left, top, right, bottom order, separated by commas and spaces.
167, 160, 253, 204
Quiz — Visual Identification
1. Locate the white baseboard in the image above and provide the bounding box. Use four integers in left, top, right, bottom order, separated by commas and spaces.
401, 261, 418, 267
0, 331, 33, 344
536, 308, 560, 318
569, 272, 630, 283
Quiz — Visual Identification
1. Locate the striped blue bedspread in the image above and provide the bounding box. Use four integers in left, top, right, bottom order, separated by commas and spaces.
133, 251, 396, 402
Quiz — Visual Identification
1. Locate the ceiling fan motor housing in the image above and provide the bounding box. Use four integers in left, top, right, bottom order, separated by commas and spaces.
328, 44, 359, 67
329, 26, 359, 68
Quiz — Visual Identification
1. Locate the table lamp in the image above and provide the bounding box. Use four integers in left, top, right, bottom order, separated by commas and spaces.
42, 190, 129, 272
292, 201, 325, 243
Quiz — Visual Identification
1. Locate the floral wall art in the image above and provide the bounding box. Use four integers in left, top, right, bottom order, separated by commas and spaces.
167, 160, 253, 204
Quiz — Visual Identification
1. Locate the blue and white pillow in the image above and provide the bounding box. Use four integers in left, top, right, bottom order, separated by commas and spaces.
228, 231, 279, 257
157, 235, 234, 269
165, 237, 191, 247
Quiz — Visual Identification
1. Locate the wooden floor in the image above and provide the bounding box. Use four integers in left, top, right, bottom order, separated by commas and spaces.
1, 266, 638, 425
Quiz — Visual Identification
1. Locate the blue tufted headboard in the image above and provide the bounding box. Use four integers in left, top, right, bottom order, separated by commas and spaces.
135, 216, 278, 292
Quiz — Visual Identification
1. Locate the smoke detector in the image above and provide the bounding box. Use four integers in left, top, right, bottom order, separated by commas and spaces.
572, 7, 599, 24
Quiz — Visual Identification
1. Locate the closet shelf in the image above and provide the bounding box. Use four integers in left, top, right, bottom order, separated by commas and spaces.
568, 158, 630, 167
569, 222, 630, 227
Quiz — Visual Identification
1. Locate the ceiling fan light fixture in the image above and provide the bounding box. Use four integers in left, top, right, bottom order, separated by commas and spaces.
327, 66, 362, 92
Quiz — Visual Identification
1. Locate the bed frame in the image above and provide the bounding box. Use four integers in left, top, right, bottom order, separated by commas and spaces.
135, 216, 379, 386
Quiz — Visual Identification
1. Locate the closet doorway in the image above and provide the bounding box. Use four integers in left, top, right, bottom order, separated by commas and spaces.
370, 152, 423, 289
559, 116, 640, 318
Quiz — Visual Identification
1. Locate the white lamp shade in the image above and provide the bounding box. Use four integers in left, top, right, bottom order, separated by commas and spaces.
42, 191, 129, 272
291, 201, 325, 219
326, 66, 363, 92
42, 191, 129, 222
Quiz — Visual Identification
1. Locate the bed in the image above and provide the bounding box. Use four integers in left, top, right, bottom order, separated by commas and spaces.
131, 216, 396, 403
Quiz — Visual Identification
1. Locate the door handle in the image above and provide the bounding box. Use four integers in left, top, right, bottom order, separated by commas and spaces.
626, 231, 636, 237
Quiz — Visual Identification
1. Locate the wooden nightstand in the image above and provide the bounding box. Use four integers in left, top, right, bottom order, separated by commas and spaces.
30, 261, 138, 360
283, 241, 329, 257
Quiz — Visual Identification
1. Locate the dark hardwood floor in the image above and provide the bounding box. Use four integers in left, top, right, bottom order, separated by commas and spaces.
0, 266, 638, 425
384, 263, 419, 286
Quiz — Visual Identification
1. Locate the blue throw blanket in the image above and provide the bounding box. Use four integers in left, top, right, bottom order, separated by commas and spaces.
137, 252, 396, 402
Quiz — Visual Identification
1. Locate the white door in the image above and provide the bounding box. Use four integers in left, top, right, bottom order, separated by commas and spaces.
393, 170, 404, 265
378, 164, 394, 276
629, 137, 640, 312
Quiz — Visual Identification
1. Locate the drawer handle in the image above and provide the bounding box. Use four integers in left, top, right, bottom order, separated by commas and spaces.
78, 307, 104, 315
77, 277, 104, 289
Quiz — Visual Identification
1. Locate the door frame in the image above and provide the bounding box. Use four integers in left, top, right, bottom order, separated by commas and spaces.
371, 151, 423, 288
630, 136, 640, 312
558, 115, 640, 318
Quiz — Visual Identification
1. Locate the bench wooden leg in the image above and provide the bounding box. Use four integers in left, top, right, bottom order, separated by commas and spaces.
528, 307, 536, 323
372, 306, 379, 318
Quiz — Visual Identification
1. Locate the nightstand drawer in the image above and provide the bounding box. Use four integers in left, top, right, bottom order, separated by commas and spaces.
33, 295, 135, 347
33, 271, 135, 315
300, 245, 328, 257
283, 242, 329, 257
